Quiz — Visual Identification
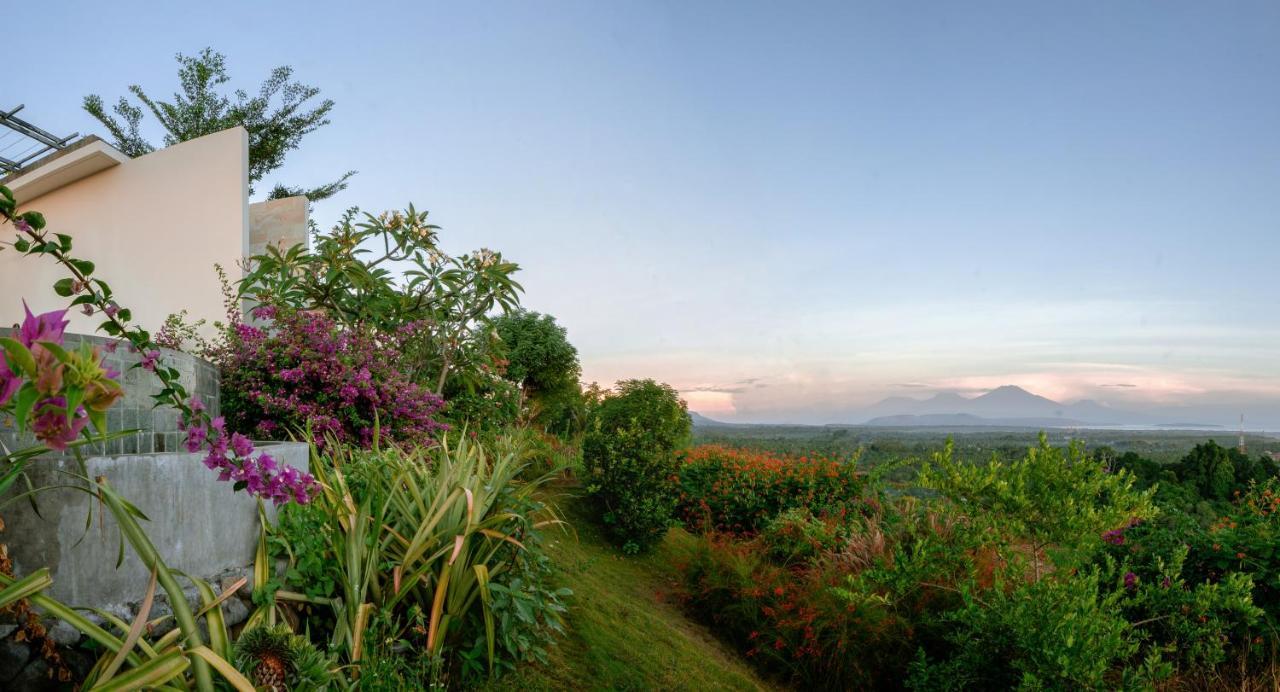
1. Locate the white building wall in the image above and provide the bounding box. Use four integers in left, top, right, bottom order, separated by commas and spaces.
0, 127, 249, 335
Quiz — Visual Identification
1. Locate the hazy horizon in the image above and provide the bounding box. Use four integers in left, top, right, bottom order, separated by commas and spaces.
10, 1, 1280, 425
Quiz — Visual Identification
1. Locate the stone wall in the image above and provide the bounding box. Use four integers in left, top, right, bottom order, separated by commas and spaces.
0, 331, 219, 456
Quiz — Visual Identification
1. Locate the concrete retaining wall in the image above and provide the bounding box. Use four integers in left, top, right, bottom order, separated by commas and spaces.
2, 441, 307, 609
0, 441, 309, 688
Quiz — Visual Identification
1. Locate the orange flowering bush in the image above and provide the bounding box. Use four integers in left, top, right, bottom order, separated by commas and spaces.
1180, 479, 1280, 626
676, 445, 867, 534
679, 501, 1004, 688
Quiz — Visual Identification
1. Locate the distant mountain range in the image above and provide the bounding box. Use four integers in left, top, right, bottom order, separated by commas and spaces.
858, 385, 1160, 428
688, 385, 1259, 429
689, 411, 738, 427
864, 413, 1089, 428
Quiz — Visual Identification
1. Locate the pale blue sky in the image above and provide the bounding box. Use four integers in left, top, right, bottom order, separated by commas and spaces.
9, 1, 1280, 422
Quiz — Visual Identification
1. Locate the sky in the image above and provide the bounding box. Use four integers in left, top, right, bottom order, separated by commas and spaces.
8, 1, 1280, 423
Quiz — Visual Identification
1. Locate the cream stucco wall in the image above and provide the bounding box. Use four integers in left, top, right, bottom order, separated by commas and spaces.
0, 128, 249, 334
248, 195, 309, 256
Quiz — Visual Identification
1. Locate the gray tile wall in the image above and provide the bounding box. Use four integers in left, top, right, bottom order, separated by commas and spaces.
0, 331, 219, 456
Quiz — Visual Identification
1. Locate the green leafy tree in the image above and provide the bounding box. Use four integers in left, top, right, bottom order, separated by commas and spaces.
493, 310, 580, 394
83, 47, 354, 201
582, 379, 691, 554
1175, 441, 1250, 501
492, 310, 584, 434
919, 434, 1157, 577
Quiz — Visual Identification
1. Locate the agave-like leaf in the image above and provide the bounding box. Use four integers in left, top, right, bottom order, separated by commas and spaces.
191, 577, 232, 661
90, 650, 189, 691
0, 567, 52, 609
97, 566, 158, 684
187, 646, 256, 692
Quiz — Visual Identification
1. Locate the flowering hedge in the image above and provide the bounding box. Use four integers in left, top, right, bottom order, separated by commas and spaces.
217, 305, 447, 447
676, 445, 867, 534
678, 503, 994, 689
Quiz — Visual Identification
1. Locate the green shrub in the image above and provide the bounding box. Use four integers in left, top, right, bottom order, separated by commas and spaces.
761, 508, 843, 565
919, 435, 1157, 576
442, 373, 522, 432
908, 571, 1139, 691
582, 379, 691, 554
459, 524, 573, 677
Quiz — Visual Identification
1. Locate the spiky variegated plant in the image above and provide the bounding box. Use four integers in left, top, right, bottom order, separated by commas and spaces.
235, 624, 332, 691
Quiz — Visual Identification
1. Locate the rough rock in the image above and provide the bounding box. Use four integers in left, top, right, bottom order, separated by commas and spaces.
10, 658, 54, 691
45, 619, 81, 646
0, 637, 32, 682
222, 595, 249, 627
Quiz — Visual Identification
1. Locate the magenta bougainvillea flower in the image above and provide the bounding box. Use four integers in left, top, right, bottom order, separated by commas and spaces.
230, 432, 254, 457
17, 301, 69, 348
216, 306, 447, 448
31, 397, 89, 451
3, 304, 120, 451
182, 395, 319, 505
0, 358, 19, 406
139, 350, 161, 372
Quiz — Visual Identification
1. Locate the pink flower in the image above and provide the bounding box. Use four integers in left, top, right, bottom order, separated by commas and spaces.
184, 423, 208, 452
32, 397, 89, 451
1124, 572, 1138, 590
0, 358, 21, 406
231, 432, 254, 457
139, 350, 160, 372
18, 301, 69, 348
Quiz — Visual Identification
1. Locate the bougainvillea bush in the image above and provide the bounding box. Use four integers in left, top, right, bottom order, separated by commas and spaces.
676, 445, 867, 534
216, 305, 447, 447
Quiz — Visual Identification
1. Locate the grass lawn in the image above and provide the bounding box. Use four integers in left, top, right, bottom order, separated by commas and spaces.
482, 485, 779, 692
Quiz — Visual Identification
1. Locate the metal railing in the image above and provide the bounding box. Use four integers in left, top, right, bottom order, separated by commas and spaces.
0, 104, 79, 174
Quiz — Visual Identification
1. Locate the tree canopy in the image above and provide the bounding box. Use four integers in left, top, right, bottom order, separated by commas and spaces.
84, 48, 354, 201
493, 310, 581, 395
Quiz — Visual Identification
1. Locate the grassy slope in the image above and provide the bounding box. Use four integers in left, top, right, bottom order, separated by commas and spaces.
483, 489, 779, 692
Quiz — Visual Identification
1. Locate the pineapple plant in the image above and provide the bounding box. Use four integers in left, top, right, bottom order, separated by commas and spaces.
234, 624, 332, 691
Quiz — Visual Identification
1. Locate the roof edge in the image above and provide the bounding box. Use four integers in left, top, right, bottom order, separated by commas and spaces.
2, 136, 130, 204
